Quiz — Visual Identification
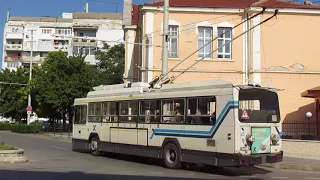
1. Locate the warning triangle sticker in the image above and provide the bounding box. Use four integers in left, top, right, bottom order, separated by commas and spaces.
241, 109, 249, 119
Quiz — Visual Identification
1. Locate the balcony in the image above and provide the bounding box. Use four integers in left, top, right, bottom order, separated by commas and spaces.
54, 46, 68, 52
5, 56, 22, 62
5, 56, 45, 63
72, 38, 97, 47
6, 32, 23, 39
21, 56, 45, 63
5, 44, 22, 51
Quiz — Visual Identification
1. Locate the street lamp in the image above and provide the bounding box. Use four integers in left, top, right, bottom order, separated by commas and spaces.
26, 29, 35, 125
306, 112, 312, 140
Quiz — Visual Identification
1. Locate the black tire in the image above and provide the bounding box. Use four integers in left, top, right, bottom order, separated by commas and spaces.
163, 142, 181, 169
89, 136, 100, 156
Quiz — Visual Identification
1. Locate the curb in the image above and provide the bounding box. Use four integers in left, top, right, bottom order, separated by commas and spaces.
0, 148, 28, 164
0, 130, 72, 142
258, 163, 320, 172
41, 134, 72, 142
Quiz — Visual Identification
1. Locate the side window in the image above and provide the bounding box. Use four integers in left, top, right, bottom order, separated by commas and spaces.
88, 102, 102, 122
187, 96, 216, 125
139, 100, 160, 123
74, 105, 87, 124
102, 102, 118, 122
162, 98, 185, 124
119, 101, 138, 123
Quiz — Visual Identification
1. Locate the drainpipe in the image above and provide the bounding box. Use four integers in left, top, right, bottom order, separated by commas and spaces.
243, 12, 249, 85
246, 12, 251, 85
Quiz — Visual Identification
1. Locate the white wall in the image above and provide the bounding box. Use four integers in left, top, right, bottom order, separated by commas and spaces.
2, 17, 124, 69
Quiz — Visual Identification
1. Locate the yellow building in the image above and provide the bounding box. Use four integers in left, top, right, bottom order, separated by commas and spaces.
122, 0, 320, 139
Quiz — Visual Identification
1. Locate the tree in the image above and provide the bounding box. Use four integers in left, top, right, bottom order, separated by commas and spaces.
0, 68, 30, 122
95, 43, 125, 85
33, 51, 101, 129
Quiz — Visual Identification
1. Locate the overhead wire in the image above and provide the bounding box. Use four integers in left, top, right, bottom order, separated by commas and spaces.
151, 8, 266, 83
170, 9, 278, 82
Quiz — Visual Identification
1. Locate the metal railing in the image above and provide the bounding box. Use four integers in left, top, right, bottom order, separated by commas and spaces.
40, 121, 72, 138
282, 120, 319, 140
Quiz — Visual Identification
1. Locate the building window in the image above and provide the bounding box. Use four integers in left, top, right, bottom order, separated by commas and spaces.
73, 47, 97, 56
55, 29, 71, 35
198, 27, 212, 58
11, 28, 18, 33
168, 25, 178, 58
217, 27, 232, 59
42, 29, 52, 34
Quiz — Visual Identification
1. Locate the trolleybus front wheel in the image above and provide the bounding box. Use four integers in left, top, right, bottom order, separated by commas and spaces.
163, 143, 181, 169
89, 136, 100, 156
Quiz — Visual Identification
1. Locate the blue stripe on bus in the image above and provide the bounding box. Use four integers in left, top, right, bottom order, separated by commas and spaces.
275, 126, 283, 138
150, 101, 239, 139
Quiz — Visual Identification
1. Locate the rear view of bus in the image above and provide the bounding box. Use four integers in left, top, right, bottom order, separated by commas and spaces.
235, 85, 283, 166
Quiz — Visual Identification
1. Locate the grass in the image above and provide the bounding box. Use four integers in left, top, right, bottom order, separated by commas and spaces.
0, 142, 18, 150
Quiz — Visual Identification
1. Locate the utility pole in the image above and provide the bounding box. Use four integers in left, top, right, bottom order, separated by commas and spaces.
26, 30, 34, 125
161, 0, 169, 79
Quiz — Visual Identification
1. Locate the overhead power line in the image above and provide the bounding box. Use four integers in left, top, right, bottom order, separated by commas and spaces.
171, 9, 279, 82
154, 8, 267, 83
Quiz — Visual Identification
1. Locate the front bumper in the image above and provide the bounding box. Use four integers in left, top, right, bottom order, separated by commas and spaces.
236, 151, 283, 166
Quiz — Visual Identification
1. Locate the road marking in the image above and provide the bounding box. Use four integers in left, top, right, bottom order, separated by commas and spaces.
20, 140, 28, 143
305, 178, 320, 180
271, 177, 289, 179
50, 146, 68, 151
208, 174, 220, 177
240, 175, 258, 178
184, 173, 195, 176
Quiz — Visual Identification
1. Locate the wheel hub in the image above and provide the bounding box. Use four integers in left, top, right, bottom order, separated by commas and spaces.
166, 148, 177, 164
90, 140, 97, 151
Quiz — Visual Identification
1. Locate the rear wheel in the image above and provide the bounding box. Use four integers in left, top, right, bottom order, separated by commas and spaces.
163, 143, 181, 169
89, 136, 100, 156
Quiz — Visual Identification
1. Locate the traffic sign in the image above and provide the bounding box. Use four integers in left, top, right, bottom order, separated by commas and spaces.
26, 106, 32, 111
241, 109, 249, 119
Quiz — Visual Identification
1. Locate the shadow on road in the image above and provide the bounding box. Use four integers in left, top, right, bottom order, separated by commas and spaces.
99, 152, 272, 177
0, 170, 229, 180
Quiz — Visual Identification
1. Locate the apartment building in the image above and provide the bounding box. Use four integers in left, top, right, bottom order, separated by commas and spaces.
2, 11, 123, 71
123, 0, 320, 139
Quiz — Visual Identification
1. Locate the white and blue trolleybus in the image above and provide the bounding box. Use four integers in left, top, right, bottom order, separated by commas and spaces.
72, 80, 283, 168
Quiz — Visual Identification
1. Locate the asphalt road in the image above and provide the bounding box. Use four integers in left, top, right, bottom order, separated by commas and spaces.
1, 131, 320, 180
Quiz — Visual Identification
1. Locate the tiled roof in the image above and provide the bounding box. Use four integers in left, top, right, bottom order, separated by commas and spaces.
254, 0, 320, 10
144, 0, 320, 10
128, 0, 320, 26
145, 0, 258, 8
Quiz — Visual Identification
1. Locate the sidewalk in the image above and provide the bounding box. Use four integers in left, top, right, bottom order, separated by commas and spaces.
40, 132, 72, 142
258, 155, 320, 172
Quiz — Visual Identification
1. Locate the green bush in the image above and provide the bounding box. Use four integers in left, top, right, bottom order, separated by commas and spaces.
0, 123, 12, 131
0, 122, 42, 134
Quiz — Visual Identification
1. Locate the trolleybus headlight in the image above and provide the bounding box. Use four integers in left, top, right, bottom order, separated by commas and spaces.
271, 134, 280, 145
246, 134, 255, 143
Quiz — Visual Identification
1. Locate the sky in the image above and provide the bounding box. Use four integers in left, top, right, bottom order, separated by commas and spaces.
0, 0, 312, 68
0, 0, 149, 68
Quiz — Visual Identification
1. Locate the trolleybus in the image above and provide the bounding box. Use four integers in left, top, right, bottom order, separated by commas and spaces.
72, 80, 283, 168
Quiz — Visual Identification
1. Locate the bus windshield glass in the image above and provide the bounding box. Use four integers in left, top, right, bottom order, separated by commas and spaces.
238, 88, 280, 123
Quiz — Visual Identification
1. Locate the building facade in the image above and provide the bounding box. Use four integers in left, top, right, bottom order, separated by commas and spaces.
2, 11, 124, 71
123, 0, 320, 139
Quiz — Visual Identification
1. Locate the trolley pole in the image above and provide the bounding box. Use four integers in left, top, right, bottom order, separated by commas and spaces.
161, 0, 169, 79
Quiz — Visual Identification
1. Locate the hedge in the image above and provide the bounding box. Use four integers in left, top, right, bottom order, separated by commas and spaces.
0, 123, 42, 134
